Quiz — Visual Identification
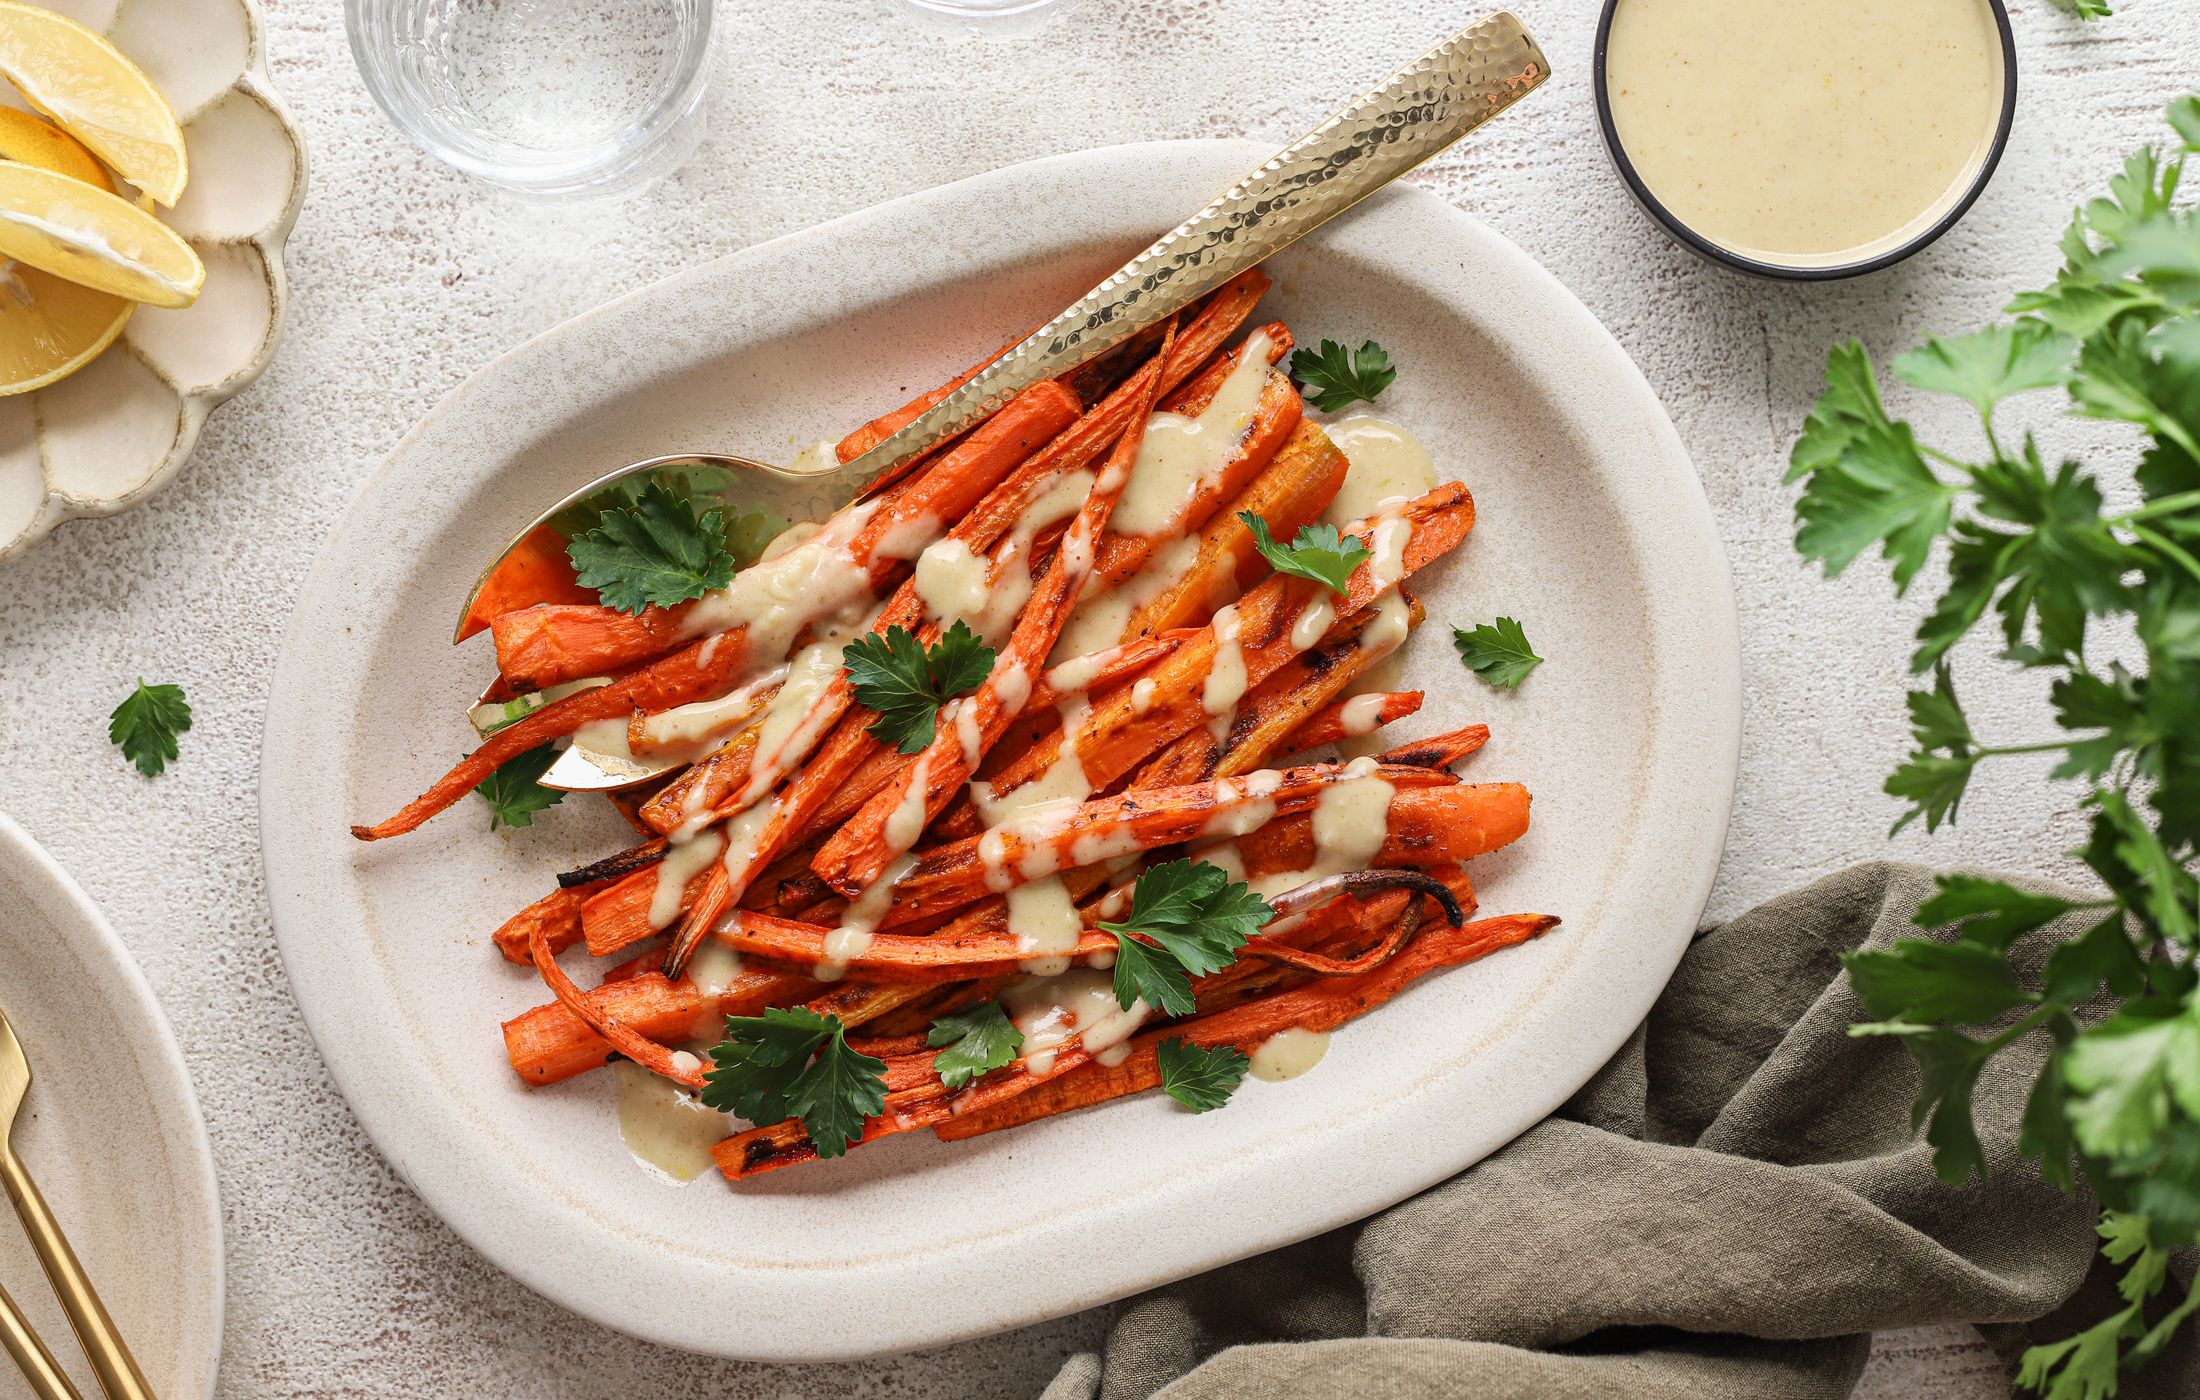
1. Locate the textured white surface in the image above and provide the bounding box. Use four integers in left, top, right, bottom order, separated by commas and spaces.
0, 0, 2187, 1394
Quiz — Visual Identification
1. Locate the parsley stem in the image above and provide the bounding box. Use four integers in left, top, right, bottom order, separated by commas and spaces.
1978, 741, 2071, 757
1982, 1002, 2059, 1055
2116, 489, 2200, 522
1920, 445, 1974, 472
2130, 523, 2200, 589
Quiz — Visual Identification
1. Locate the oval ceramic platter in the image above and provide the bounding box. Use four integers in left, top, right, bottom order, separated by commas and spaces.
262, 140, 1740, 1362
0, 811, 223, 1396
0, 0, 307, 563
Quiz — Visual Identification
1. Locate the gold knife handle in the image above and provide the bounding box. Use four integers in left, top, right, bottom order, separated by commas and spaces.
0, 1276, 85, 1400
835, 10, 1550, 495
0, 1148, 154, 1400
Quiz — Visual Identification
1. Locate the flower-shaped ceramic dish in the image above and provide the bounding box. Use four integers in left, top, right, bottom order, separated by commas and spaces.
0, 0, 305, 563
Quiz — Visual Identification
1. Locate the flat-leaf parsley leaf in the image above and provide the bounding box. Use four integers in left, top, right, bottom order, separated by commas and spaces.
1290, 338, 1397, 413
1240, 512, 1370, 594
927, 1001, 1024, 1089
109, 678, 191, 777
1157, 1038, 1250, 1112
1452, 617, 1543, 688
472, 743, 566, 829
566, 479, 739, 615
1099, 858, 1271, 1015
843, 621, 996, 754
702, 1006, 887, 1157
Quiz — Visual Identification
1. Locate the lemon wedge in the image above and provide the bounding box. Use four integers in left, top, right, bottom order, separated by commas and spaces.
0, 2, 186, 206
0, 108, 131, 395
0, 158, 200, 308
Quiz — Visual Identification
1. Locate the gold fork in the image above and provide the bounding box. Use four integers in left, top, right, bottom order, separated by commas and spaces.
0, 1003, 155, 1400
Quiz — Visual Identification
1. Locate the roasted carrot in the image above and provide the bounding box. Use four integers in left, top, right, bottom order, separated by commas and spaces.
967, 485, 1473, 821
456, 523, 595, 643
1132, 593, 1425, 788
936, 912, 1560, 1140
1212, 783, 1525, 875
809, 321, 1184, 896
872, 765, 1507, 930
491, 882, 596, 966
1282, 692, 1424, 750
490, 381, 1080, 691
1109, 416, 1347, 646
501, 966, 815, 1086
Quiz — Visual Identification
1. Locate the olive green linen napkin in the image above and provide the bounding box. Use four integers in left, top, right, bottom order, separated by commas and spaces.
1040, 862, 2200, 1400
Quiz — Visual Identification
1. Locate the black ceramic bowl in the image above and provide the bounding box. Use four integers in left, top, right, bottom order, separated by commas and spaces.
1592, 0, 2019, 281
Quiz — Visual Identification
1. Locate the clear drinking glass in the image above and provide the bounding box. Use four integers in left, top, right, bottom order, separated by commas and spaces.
345, 0, 713, 198
893, 0, 1085, 37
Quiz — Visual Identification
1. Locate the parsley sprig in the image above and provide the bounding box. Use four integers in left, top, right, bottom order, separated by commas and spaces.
109, 679, 190, 777
566, 479, 740, 615
1290, 338, 1397, 413
701, 1006, 888, 1158
843, 622, 995, 754
927, 1001, 1023, 1089
1240, 512, 1370, 594
472, 743, 566, 829
1099, 859, 1272, 1016
1786, 97, 2200, 1399
1452, 617, 1543, 689
1157, 1038, 1250, 1112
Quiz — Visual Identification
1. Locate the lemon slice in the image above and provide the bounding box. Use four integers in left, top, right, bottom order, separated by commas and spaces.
0, 108, 130, 395
0, 158, 200, 307
0, 2, 186, 206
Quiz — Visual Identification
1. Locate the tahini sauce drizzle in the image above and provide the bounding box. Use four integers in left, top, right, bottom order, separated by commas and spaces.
1248, 1027, 1332, 1082
1110, 330, 1277, 539
1003, 969, 1148, 1075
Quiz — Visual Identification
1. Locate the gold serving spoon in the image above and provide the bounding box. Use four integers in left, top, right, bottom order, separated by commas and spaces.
455, 12, 1550, 791
0, 1004, 156, 1400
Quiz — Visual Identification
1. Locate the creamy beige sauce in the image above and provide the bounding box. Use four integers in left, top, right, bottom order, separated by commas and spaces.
684, 937, 745, 1002
1049, 533, 1203, 665
1605, 0, 2003, 266
820, 851, 918, 976
634, 666, 785, 750
1321, 417, 1438, 528
1111, 330, 1277, 538
613, 1061, 729, 1182
1248, 1027, 1331, 1082
1002, 969, 1147, 1076
1203, 602, 1249, 743
1005, 876, 1085, 975
650, 827, 724, 930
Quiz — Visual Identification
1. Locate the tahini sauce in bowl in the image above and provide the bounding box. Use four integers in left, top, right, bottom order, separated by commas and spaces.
1599, 0, 2010, 275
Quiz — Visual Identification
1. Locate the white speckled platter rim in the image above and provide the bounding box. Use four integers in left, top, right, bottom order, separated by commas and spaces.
261, 140, 1740, 1361
0, 811, 223, 1396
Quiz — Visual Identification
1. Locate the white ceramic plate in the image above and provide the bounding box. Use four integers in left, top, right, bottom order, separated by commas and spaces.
0, 811, 223, 1395
262, 141, 1740, 1362
0, 0, 307, 563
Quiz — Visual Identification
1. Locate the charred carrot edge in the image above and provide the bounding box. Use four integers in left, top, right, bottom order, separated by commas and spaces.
1282, 692, 1424, 751
974, 483, 1475, 817
1133, 593, 1425, 789
1376, 724, 1493, 772
810, 320, 1184, 896
876, 763, 1492, 930
935, 912, 1560, 1142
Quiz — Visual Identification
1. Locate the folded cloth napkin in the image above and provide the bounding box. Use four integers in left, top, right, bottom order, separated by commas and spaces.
1041, 862, 2200, 1400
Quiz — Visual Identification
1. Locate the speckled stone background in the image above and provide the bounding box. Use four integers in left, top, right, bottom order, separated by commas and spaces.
0, 0, 2189, 1394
